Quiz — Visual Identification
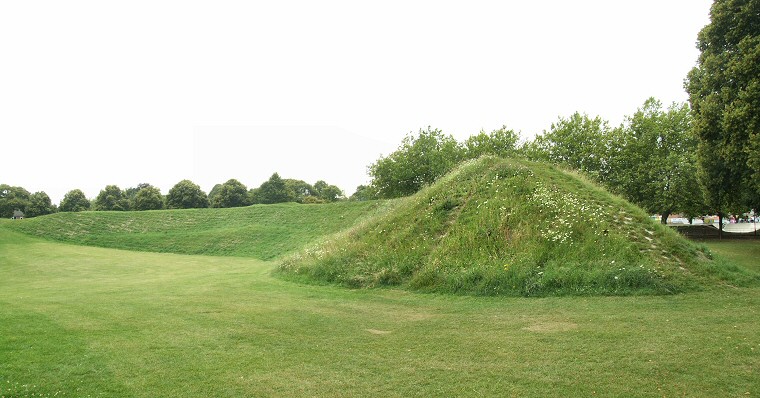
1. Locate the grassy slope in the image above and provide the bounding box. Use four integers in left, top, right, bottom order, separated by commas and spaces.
701, 240, 760, 274
5, 201, 388, 260
1, 227, 758, 398
280, 157, 757, 296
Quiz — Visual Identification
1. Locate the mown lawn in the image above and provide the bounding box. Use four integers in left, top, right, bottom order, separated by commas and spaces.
1, 227, 758, 397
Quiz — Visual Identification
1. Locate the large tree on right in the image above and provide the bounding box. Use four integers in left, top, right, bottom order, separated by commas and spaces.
686, 0, 760, 225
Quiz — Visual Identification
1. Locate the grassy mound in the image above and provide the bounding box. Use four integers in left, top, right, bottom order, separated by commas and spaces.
279, 157, 755, 296
6, 201, 385, 260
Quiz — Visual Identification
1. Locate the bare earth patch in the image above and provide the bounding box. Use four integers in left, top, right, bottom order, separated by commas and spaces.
523, 321, 578, 333
365, 329, 392, 335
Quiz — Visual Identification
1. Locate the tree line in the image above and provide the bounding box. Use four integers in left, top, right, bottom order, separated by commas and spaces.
357, 96, 745, 225
360, 0, 760, 229
0, 173, 344, 218
5, 0, 757, 227
0, 186, 55, 218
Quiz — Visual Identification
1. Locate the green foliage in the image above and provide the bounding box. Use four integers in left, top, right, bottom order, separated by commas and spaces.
59, 189, 91, 212
247, 187, 260, 204
686, 0, 760, 211
209, 178, 249, 208
369, 127, 463, 198
133, 185, 164, 211
525, 102, 707, 221
124, 183, 152, 204
6, 201, 382, 260
463, 126, 519, 159
95, 185, 130, 211
284, 179, 315, 203
255, 173, 291, 204
300, 195, 325, 204
320, 185, 343, 202
280, 157, 752, 296
526, 113, 613, 181
166, 180, 209, 209
26, 191, 55, 217
208, 183, 222, 201
349, 184, 378, 201
0, 185, 31, 218
366, 126, 521, 200
609, 99, 704, 222
313, 180, 328, 194
313, 180, 343, 202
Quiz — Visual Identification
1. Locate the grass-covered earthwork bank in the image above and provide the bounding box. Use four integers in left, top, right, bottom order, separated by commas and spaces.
280, 157, 757, 296
5, 201, 387, 260
1, 226, 759, 397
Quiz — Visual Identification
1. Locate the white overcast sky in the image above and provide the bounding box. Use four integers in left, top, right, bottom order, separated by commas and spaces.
1, 1, 712, 204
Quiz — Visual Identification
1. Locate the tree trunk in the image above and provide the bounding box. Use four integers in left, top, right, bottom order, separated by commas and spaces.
718, 213, 723, 240
660, 212, 670, 225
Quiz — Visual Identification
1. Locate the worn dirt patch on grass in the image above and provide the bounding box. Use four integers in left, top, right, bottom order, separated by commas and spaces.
365, 329, 391, 335
523, 321, 578, 333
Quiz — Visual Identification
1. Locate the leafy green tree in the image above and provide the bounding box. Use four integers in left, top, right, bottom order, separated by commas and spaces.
59, 189, 91, 212
527, 113, 613, 182
166, 180, 209, 209
133, 185, 165, 211
322, 185, 343, 202
686, 0, 760, 230
208, 183, 222, 200
284, 179, 315, 203
463, 126, 519, 159
124, 183, 153, 209
313, 180, 343, 202
610, 99, 704, 223
256, 173, 291, 204
26, 191, 55, 217
0, 184, 31, 218
369, 127, 463, 198
349, 185, 378, 201
125, 183, 152, 202
248, 188, 261, 204
209, 179, 249, 208
524, 103, 706, 223
313, 180, 329, 197
95, 185, 129, 211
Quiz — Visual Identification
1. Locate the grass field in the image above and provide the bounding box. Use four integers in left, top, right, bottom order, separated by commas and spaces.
699, 239, 760, 273
1, 223, 759, 397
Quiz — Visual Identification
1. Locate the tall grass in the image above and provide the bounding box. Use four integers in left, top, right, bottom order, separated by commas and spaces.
279, 157, 757, 296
